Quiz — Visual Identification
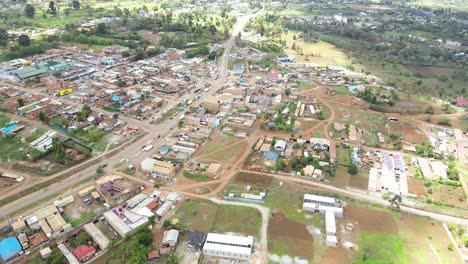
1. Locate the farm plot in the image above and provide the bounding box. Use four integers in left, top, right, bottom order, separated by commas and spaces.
172, 199, 262, 238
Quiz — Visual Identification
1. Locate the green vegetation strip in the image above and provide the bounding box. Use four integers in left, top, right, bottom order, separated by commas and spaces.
182, 171, 212, 182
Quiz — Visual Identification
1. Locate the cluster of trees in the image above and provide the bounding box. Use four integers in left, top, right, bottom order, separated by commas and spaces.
51, 137, 74, 166
106, 227, 169, 264
77, 105, 91, 121
357, 87, 399, 107
415, 142, 435, 157
447, 161, 459, 181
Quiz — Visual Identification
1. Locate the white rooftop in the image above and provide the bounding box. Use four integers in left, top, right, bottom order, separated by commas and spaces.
204, 233, 254, 255
304, 194, 335, 204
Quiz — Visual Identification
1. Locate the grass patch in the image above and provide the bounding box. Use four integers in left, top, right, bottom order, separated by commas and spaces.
264, 184, 322, 227
354, 232, 407, 264
182, 171, 212, 182
25, 128, 48, 143
69, 211, 98, 228
297, 81, 316, 90
173, 199, 262, 238
0, 115, 11, 127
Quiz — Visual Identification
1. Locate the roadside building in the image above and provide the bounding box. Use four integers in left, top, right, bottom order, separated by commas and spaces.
58, 243, 80, 264
162, 229, 180, 247
40, 247, 52, 259
203, 233, 254, 260
206, 163, 222, 177
83, 223, 110, 250
73, 245, 95, 262
103, 211, 132, 237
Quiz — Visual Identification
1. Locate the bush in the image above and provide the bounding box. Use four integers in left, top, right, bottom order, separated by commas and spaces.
347, 163, 358, 175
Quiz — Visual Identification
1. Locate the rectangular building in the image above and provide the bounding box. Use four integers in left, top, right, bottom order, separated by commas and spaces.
83, 223, 110, 250
57, 243, 80, 264
203, 233, 254, 260
103, 211, 131, 238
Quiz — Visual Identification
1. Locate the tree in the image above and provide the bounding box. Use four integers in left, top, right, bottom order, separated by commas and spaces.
18, 34, 31, 47
393, 138, 402, 150
167, 253, 179, 264
72, 0, 80, 10
39, 111, 48, 123
0, 29, 8, 46
87, 129, 103, 142
24, 4, 36, 18
208, 24, 217, 35
347, 163, 358, 175
163, 219, 171, 227
49, 1, 57, 15
285, 89, 291, 96
148, 216, 155, 225
96, 166, 104, 174
96, 23, 107, 35
135, 228, 152, 246
49, 248, 66, 264
425, 106, 434, 115
17, 98, 24, 107
117, 80, 126, 87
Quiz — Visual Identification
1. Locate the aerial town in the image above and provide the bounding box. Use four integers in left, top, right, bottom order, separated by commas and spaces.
0, 0, 466, 264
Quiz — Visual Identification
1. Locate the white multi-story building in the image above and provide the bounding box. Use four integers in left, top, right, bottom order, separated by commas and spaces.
202, 233, 254, 260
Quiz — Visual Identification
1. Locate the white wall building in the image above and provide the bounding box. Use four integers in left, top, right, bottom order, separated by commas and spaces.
203, 233, 254, 260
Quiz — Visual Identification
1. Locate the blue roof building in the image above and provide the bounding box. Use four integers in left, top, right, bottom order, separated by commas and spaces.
263, 151, 279, 162
347, 85, 361, 93
159, 145, 169, 154
0, 237, 22, 261
1, 124, 18, 133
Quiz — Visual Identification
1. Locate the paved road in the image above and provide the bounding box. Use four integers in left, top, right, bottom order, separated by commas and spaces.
0, 10, 258, 221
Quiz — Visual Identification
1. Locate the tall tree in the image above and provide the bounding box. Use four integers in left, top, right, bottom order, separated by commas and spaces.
0, 29, 8, 46
72, 0, 80, 10
24, 4, 36, 18
49, 1, 57, 15
17, 34, 30, 47
96, 22, 107, 34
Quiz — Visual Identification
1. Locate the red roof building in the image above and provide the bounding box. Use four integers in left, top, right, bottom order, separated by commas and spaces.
73, 245, 95, 262
268, 69, 279, 82
148, 249, 160, 260
456, 97, 468, 107
146, 201, 158, 210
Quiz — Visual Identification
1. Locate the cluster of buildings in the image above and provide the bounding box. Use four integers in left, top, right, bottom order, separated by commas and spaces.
367, 152, 409, 195
0, 45, 219, 122
428, 126, 466, 161
251, 136, 334, 176
302, 194, 344, 247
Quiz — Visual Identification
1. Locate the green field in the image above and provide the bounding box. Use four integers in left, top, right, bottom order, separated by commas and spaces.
182, 171, 212, 182
172, 199, 262, 238
354, 232, 407, 264
0, 115, 11, 127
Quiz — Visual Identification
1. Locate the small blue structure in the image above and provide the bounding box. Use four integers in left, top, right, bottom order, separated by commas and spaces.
268, 121, 277, 127
1, 124, 18, 133
328, 66, 346, 71
263, 151, 279, 162
112, 95, 121, 101
159, 145, 169, 155
347, 85, 361, 93
0, 237, 22, 261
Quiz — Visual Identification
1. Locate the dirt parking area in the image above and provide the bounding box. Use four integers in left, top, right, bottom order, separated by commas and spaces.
64, 195, 102, 220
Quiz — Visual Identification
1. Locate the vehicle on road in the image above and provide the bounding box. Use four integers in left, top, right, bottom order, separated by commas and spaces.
143, 145, 154, 152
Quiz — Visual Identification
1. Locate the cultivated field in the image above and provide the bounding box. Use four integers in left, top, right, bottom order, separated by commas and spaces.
172, 199, 262, 238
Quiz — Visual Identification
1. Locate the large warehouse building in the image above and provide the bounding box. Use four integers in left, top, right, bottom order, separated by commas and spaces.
202, 233, 254, 260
